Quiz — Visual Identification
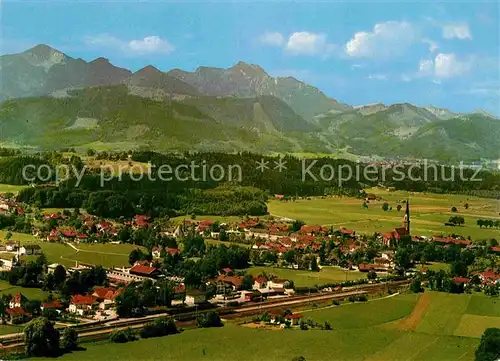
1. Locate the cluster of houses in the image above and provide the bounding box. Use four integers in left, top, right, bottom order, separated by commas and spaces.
1, 286, 123, 325
34, 213, 154, 244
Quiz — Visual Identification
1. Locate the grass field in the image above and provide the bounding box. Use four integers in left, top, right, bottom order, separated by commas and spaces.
205, 239, 251, 248
171, 215, 244, 225
268, 189, 500, 240
416, 262, 449, 272
245, 266, 366, 287
306, 293, 419, 329
0, 324, 24, 335
0, 184, 28, 194
33, 292, 487, 361
0, 231, 143, 268
0, 280, 50, 300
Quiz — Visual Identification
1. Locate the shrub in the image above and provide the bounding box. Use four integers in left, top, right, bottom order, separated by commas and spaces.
109, 328, 136, 343
348, 296, 356, 302
139, 318, 177, 339
332, 300, 340, 306
196, 311, 223, 328
355, 295, 368, 302
475, 328, 500, 361
410, 279, 423, 293
324, 321, 332, 330
61, 327, 78, 351
299, 320, 308, 330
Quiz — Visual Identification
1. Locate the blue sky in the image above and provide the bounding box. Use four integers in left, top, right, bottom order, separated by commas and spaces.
2, 0, 499, 115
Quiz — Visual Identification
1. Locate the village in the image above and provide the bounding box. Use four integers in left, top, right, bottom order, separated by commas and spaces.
0, 191, 499, 330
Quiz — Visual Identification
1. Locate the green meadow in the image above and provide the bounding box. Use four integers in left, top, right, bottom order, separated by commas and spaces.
32, 291, 498, 361
0, 184, 28, 194
0, 231, 144, 268
0, 280, 50, 301
268, 189, 500, 240
245, 266, 366, 287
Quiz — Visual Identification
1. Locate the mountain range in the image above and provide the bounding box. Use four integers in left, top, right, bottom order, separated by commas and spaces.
1, 44, 498, 161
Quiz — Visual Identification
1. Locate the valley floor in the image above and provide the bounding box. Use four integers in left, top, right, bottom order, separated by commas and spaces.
30, 292, 493, 361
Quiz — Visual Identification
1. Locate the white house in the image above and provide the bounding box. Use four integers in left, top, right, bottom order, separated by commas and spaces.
185, 290, 207, 306
5, 241, 19, 252
19, 244, 42, 255
69, 294, 98, 316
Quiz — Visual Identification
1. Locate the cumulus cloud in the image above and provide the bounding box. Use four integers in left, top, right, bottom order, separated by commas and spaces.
285, 31, 336, 56
434, 53, 471, 77
84, 34, 174, 55
417, 53, 472, 79
258, 32, 285, 47
344, 21, 417, 58
442, 23, 472, 40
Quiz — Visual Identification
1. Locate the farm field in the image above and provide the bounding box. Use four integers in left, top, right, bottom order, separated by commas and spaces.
268, 189, 500, 240
171, 215, 245, 225
245, 266, 366, 287
0, 184, 28, 194
0, 280, 49, 300
205, 239, 251, 248
34, 292, 489, 361
306, 293, 419, 329
416, 262, 449, 272
0, 231, 143, 268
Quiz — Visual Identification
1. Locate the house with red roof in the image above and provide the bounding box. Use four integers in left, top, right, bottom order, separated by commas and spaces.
300, 225, 328, 235
93, 286, 122, 310
47, 229, 60, 242
285, 312, 303, 326
61, 229, 77, 240
452, 277, 471, 285
6, 307, 30, 324
129, 262, 159, 278
69, 294, 98, 316
214, 274, 244, 294
339, 227, 356, 238
9, 293, 28, 309
253, 276, 267, 290
41, 300, 65, 313
491, 246, 500, 253
5, 241, 19, 252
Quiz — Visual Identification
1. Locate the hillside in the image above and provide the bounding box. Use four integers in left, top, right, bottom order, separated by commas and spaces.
0, 45, 131, 101
168, 61, 351, 121
1, 44, 499, 160
0, 85, 324, 153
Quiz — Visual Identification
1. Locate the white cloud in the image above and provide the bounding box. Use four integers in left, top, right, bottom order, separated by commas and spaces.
418, 59, 434, 76
416, 53, 472, 79
367, 73, 387, 80
434, 53, 471, 78
285, 31, 336, 56
128, 36, 174, 54
84, 34, 174, 55
442, 23, 472, 40
258, 32, 285, 47
344, 21, 417, 58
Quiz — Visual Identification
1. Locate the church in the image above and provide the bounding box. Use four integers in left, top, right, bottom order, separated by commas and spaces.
382, 200, 410, 247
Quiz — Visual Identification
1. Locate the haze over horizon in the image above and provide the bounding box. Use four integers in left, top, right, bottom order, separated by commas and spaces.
2, 1, 499, 115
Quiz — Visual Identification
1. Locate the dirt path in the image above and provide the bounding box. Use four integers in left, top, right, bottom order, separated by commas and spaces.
394, 292, 430, 331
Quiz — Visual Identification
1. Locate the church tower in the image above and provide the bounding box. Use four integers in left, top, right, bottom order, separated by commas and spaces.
402, 199, 410, 234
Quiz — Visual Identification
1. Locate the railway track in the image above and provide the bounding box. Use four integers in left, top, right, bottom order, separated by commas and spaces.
0, 279, 409, 351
